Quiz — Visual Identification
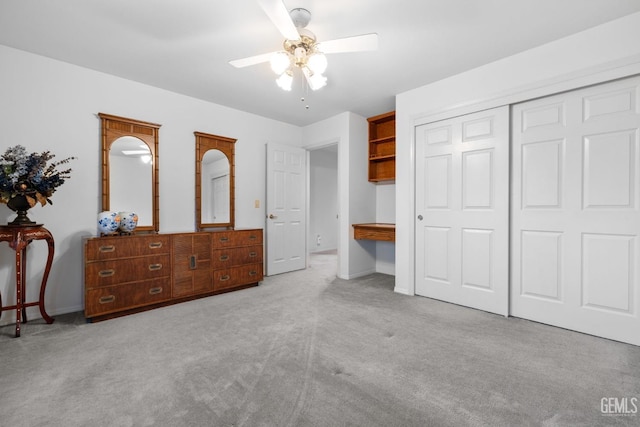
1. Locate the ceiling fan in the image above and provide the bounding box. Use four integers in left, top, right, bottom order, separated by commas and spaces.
229, 0, 378, 91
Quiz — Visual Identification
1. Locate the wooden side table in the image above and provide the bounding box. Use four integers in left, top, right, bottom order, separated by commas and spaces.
0, 225, 55, 337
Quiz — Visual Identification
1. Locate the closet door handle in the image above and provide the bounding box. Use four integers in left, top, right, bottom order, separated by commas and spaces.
268, 214, 277, 219
189, 255, 196, 270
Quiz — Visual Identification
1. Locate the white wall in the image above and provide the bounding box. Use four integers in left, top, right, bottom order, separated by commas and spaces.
347, 112, 377, 278
395, 11, 640, 295
309, 148, 338, 253
0, 44, 302, 323
375, 182, 395, 275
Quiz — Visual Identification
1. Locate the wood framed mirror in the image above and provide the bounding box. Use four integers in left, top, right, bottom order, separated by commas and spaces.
99, 113, 160, 233
195, 132, 236, 230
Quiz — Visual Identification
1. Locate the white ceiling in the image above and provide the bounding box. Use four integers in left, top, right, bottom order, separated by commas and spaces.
2, 0, 640, 126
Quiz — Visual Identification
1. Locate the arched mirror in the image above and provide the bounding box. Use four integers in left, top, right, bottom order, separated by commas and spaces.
195, 132, 236, 230
99, 113, 160, 233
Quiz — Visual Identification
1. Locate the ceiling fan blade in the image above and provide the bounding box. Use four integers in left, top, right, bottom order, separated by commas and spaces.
229, 51, 276, 68
258, 0, 300, 41
317, 33, 379, 54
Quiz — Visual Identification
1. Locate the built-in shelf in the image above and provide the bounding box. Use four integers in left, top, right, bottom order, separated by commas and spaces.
369, 154, 396, 161
352, 223, 395, 242
367, 111, 396, 182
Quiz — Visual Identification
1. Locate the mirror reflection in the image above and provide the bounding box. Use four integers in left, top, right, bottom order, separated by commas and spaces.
109, 136, 153, 226
201, 149, 230, 224
195, 131, 236, 230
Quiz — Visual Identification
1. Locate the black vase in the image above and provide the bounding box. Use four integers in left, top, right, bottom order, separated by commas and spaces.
6, 194, 36, 226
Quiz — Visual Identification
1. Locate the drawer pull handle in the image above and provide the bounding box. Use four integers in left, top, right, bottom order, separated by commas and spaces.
249, 251, 257, 257
249, 235, 257, 240
98, 269, 115, 277
219, 275, 230, 282
219, 237, 229, 243
149, 287, 163, 295
149, 263, 163, 271
99, 295, 115, 304
99, 245, 115, 253
189, 255, 196, 270
149, 242, 163, 249
219, 255, 229, 261
249, 271, 257, 276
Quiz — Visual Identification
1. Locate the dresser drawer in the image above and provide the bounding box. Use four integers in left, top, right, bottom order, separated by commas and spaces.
213, 263, 263, 291
85, 235, 170, 261
212, 245, 263, 269
85, 254, 170, 287
84, 278, 171, 318
212, 229, 262, 248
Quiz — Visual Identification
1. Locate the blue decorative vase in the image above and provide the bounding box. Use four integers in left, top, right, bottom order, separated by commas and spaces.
118, 212, 138, 233
97, 211, 121, 235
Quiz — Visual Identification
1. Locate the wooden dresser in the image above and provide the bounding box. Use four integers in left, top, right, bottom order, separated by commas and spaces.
84, 229, 263, 321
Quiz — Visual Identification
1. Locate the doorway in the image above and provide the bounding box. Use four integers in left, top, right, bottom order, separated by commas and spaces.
309, 144, 339, 261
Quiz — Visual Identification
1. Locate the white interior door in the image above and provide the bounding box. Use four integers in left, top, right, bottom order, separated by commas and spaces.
415, 106, 509, 315
266, 142, 307, 275
511, 76, 640, 346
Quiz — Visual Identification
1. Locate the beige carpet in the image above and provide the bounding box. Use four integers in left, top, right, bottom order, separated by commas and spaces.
0, 252, 639, 426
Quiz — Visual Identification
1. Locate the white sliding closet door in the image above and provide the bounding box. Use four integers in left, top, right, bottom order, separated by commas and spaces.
511, 76, 640, 346
415, 106, 509, 315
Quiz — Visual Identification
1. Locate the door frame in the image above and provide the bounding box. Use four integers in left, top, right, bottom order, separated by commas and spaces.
305, 140, 341, 266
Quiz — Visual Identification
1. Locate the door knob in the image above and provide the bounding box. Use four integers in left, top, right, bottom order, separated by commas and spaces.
417, 215, 423, 221
268, 214, 278, 219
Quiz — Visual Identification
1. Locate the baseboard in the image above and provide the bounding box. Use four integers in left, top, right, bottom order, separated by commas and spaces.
342, 269, 376, 280
0, 303, 84, 326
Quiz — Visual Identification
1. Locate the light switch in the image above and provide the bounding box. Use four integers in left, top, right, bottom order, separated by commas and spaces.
254, 199, 260, 208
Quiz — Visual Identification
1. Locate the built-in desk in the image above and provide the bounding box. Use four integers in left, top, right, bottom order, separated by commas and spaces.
352, 223, 395, 242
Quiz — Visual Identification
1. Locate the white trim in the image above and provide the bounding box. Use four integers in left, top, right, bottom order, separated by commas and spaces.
306, 141, 340, 269
344, 269, 377, 280
412, 55, 640, 127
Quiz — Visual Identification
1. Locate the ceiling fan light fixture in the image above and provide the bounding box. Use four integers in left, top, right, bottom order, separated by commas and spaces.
233, 5, 377, 93
307, 52, 327, 74
308, 73, 327, 91
303, 67, 327, 91
293, 46, 307, 67
276, 70, 293, 91
270, 51, 290, 75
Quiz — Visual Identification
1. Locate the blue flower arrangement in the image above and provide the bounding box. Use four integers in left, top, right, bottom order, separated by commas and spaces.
0, 145, 75, 207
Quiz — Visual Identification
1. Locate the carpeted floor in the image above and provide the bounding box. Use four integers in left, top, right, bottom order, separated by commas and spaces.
0, 252, 638, 426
